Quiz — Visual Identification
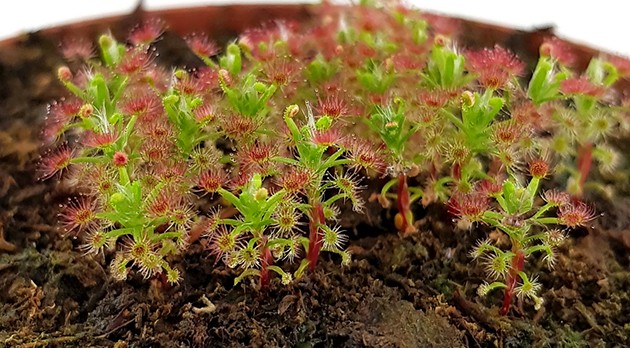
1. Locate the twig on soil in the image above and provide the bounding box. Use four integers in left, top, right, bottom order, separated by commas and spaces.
82, 280, 109, 315
17, 223, 57, 233
97, 319, 135, 339
10, 184, 46, 204
6, 333, 86, 348
575, 301, 604, 334
0, 170, 17, 198
532, 304, 546, 323
434, 294, 483, 348
0, 262, 16, 272
452, 290, 506, 330
191, 294, 217, 315
0, 221, 17, 252
99, 305, 135, 337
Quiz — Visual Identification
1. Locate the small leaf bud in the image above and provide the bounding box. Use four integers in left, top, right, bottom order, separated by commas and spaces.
78, 104, 93, 118
434, 34, 449, 47
57, 66, 73, 82
110, 192, 125, 206
315, 115, 333, 131
98, 34, 114, 49
461, 91, 475, 108
477, 282, 491, 297
163, 94, 179, 106
218, 69, 232, 85
254, 188, 269, 201
281, 272, 293, 285
174, 69, 188, 79
385, 121, 398, 129
529, 159, 549, 178
166, 268, 181, 285
113, 151, 128, 167
285, 104, 300, 118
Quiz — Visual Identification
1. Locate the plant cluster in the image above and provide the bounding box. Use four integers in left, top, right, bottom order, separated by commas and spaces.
41, 2, 629, 314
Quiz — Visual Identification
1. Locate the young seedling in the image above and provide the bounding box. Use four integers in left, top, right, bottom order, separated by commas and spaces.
278, 104, 359, 276
529, 39, 623, 197
207, 173, 295, 288
450, 160, 595, 314
45, 27, 195, 284
365, 98, 422, 235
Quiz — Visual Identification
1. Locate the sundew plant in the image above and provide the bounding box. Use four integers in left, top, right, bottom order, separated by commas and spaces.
41, 1, 629, 314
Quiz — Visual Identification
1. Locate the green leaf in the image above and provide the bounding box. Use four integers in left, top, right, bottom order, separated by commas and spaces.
267, 266, 293, 285
294, 259, 310, 280
219, 43, 242, 76
234, 268, 260, 286
424, 45, 468, 89
501, 180, 518, 214
305, 55, 336, 84
109, 75, 129, 105
98, 34, 121, 67
477, 281, 507, 296
587, 58, 619, 87
218, 188, 247, 214
90, 74, 110, 108
104, 227, 141, 240
528, 56, 567, 105
522, 177, 540, 214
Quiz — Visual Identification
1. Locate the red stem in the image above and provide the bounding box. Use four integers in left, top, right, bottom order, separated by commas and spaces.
155, 272, 170, 288
488, 157, 502, 178
500, 249, 525, 315
429, 161, 437, 180
396, 173, 412, 234
307, 203, 325, 271
259, 237, 272, 289
576, 142, 593, 195
452, 162, 462, 181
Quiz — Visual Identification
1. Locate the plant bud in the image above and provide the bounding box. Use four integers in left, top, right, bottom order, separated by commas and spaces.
461, 91, 475, 108
76, 104, 93, 118
189, 97, 203, 109
315, 115, 333, 131
434, 34, 449, 47
218, 69, 231, 85
110, 192, 125, 206
539, 42, 552, 57
385, 121, 398, 129
227, 43, 240, 56
174, 69, 188, 80
533, 297, 544, 311
110, 254, 130, 281
254, 82, 267, 93
57, 66, 73, 82
385, 57, 394, 72
166, 268, 181, 285
163, 94, 179, 106
113, 151, 128, 167
285, 104, 299, 118
254, 188, 268, 201
477, 282, 491, 297
98, 34, 114, 49
529, 159, 549, 178
394, 212, 404, 231
376, 194, 391, 209
281, 273, 292, 285
341, 252, 351, 266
